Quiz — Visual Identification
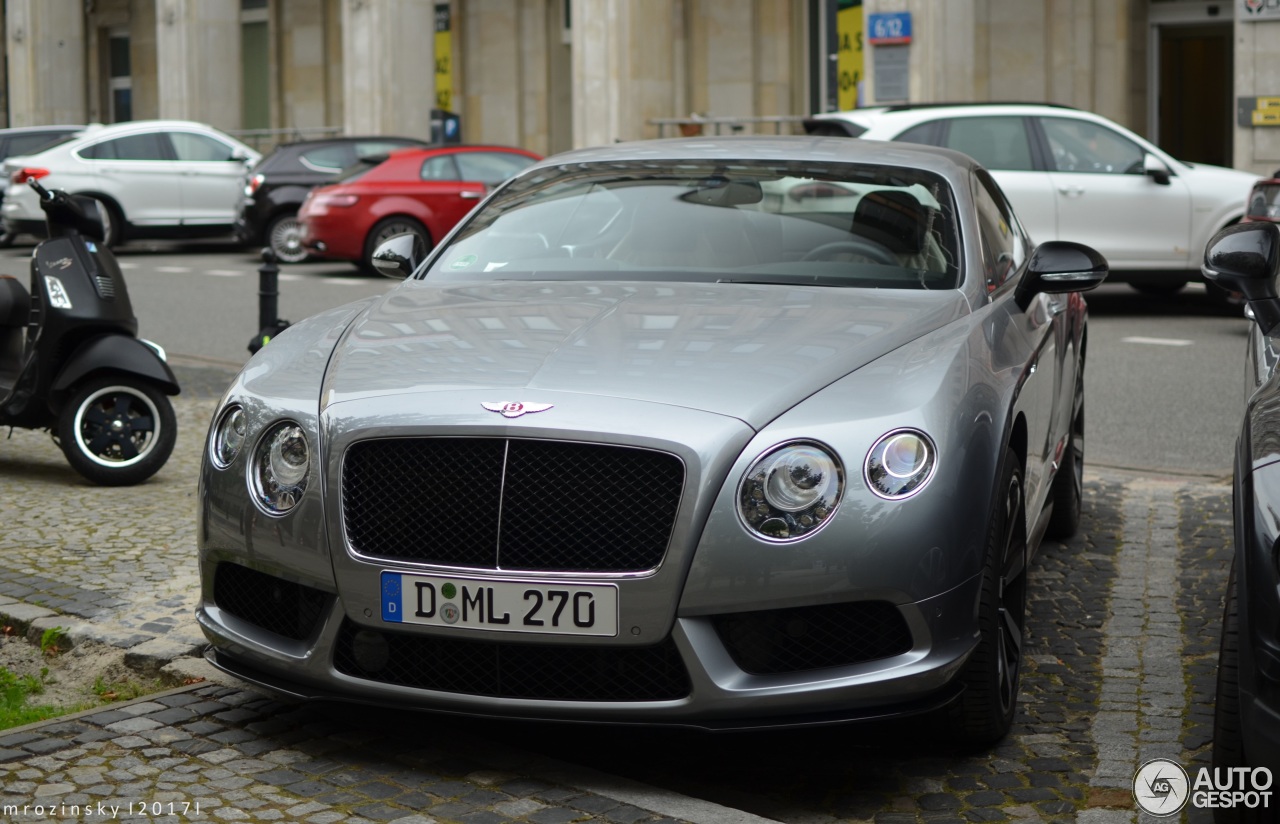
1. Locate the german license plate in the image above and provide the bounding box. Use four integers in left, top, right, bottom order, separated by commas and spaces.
380, 572, 618, 637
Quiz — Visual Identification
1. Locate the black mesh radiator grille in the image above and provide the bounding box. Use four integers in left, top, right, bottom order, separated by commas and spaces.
712, 601, 913, 675
213, 562, 330, 642
334, 620, 691, 702
342, 438, 685, 572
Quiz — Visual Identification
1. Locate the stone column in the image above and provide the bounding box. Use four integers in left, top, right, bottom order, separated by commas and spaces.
572, 0, 678, 147
154, 0, 241, 129
6, 0, 87, 127
341, 0, 435, 140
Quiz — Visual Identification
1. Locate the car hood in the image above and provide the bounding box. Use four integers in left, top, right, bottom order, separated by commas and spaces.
322, 280, 970, 429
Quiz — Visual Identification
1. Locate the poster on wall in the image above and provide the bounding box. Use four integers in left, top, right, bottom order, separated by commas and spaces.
435, 4, 453, 111
836, 0, 864, 110
1241, 0, 1280, 20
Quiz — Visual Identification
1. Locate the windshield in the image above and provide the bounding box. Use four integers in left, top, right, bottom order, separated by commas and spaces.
418, 160, 961, 290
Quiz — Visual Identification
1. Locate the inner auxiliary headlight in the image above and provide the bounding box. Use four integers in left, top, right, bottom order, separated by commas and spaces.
210, 405, 247, 468
738, 441, 844, 542
865, 429, 937, 500
251, 421, 310, 515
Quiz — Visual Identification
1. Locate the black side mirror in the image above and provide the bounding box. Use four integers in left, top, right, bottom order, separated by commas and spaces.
1015, 240, 1108, 310
370, 233, 426, 279
1203, 221, 1280, 332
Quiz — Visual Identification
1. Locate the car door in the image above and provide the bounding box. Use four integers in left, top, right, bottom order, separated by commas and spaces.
168, 130, 250, 225
77, 131, 183, 226
1035, 115, 1192, 268
896, 116, 1059, 246
974, 169, 1059, 515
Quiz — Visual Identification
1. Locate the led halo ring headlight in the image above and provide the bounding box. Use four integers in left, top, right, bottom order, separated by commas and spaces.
865, 428, 937, 500
210, 404, 247, 469
251, 420, 311, 515
737, 440, 844, 543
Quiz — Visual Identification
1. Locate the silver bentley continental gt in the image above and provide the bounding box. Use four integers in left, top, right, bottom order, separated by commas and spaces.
197, 137, 1107, 746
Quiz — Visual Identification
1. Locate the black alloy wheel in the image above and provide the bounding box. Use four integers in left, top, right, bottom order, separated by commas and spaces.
1211, 558, 1262, 824
949, 447, 1027, 747
1045, 367, 1084, 540
57, 375, 177, 486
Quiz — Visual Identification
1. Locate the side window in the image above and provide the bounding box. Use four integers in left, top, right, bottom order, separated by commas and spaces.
170, 132, 236, 161
421, 155, 459, 181
894, 120, 943, 147
79, 133, 169, 161
7, 132, 71, 157
299, 145, 356, 173
943, 117, 1035, 172
455, 152, 537, 186
1040, 117, 1145, 174
972, 170, 1028, 292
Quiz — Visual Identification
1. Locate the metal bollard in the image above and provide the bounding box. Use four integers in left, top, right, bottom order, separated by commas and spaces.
247, 247, 290, 354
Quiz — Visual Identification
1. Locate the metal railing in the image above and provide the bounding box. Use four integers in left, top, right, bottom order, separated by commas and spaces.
226, 126, 344, 152
648, 115, 809, 138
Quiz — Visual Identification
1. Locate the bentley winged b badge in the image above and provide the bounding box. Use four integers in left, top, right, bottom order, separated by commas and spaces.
482, 401, 554, 418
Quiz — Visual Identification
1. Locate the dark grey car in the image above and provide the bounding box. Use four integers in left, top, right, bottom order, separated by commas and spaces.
197, 136, 1106, 746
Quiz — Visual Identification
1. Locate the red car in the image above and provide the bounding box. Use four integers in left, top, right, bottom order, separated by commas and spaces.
298, 144, 541, 272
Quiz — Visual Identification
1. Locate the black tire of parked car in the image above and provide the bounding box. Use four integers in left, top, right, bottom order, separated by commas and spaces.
1045, 368, 1084, 541
947, 446, 1027, 748
267, 212, 310, 264
80, 194, 123, 248
362, 216, 430, 275
56, 375, 177, 486
1211, 557, 1263, 824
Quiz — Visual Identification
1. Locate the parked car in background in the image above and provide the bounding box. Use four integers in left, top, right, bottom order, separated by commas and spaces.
1245, 171, 1280, 224
237, 135, 428, 263
199, 136, 1107, 745
1203, 220, 1280, 809
1, 120, 260, 247
805, 102, 1259, 297
298, 144, 541, 272
0, 124, 86, 246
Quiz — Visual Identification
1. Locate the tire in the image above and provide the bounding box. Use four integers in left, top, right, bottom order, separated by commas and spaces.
1130, 280, 1187, 296
1045, 369, 1084, 540
82, 196, 123, 248
362, 217, 429, 275
0, 229, 15, 248
1212, 558, 1260, 824
949, 447, 1027, 748
57, 375, 177, 486
267, 212, 309, 264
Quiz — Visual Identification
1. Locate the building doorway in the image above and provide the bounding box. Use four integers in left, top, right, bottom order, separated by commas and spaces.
1155, 22, 1233, 166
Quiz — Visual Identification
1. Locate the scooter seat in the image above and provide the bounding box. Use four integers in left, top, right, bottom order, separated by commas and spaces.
0, 275, 29, 328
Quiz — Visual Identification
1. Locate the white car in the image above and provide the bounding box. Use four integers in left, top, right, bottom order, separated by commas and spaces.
806, 103, 1259, 295
1, 120, 260, 246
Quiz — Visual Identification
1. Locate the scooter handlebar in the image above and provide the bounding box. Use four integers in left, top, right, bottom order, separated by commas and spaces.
26, 177, 52, 201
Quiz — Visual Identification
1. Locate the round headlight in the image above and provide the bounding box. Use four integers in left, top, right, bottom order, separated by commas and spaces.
211, 405, 247, 468
252, 421, 310, 514
738, 441, 844, 542
865, 429, 937, 499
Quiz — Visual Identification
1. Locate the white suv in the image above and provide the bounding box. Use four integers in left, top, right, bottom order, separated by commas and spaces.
806, 103, 1259, 295
1, 120, 260, 247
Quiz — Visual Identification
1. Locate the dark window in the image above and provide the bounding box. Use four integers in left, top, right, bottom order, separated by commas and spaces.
895, 121, 943, 146
972, 169, 1028, 292
942, 117, 1035, 172
299, 145, 357, 173
80, 133, 168, 161
5, 131, 76, 157
170, 132, 236, 161
420, 155, 459, 181
454, 152, 537, 186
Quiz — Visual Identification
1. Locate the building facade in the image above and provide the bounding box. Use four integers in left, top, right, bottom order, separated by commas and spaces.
3, 0, 1278, 175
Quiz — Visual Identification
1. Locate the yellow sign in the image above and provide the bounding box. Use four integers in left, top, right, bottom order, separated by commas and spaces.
435, 4, 453, 111
837, 2, 864, 110
1254, 96, 1280, 126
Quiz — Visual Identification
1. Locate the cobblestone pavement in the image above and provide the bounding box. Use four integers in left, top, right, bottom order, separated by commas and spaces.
0, 360, 1240, 823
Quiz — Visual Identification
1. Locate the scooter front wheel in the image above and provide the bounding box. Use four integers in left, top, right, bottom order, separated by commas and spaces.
58, 376, 177, 486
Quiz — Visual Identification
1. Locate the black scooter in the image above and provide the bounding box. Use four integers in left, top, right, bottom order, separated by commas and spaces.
0, 178, 178, 485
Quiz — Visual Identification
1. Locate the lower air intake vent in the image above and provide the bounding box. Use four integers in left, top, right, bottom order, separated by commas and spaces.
213, 562, 330, 642
713, 601, 912, 674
